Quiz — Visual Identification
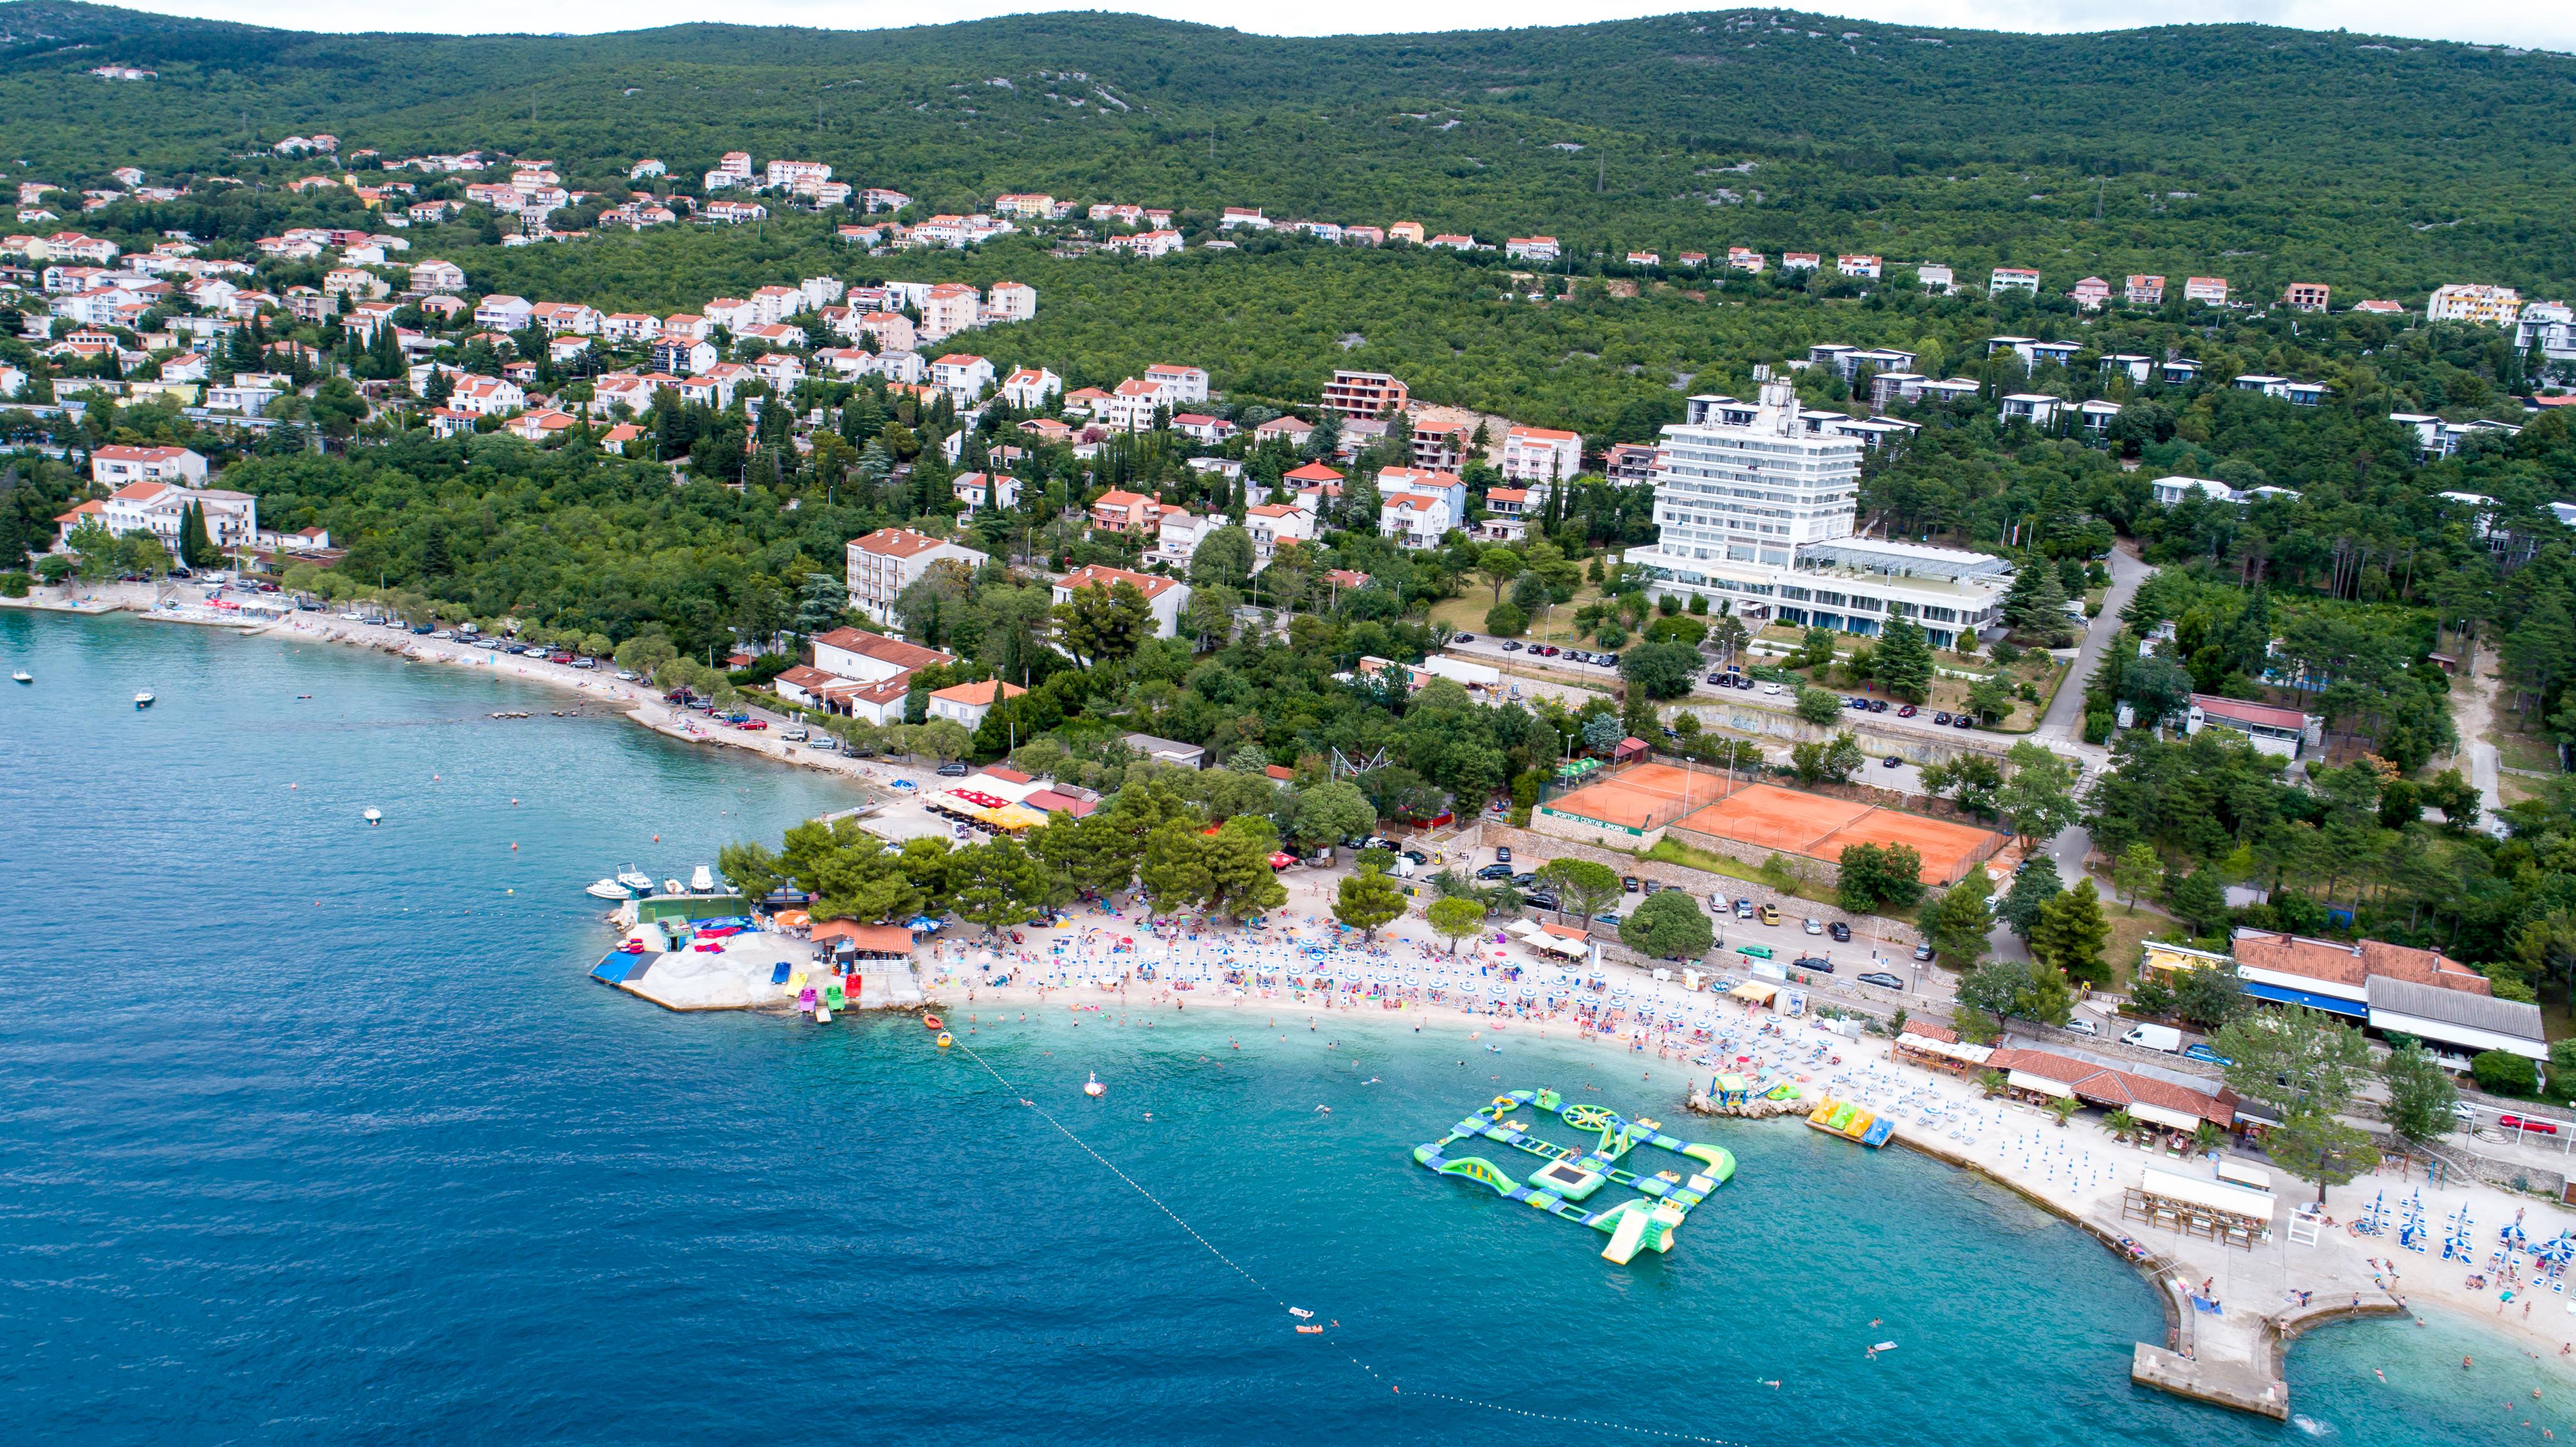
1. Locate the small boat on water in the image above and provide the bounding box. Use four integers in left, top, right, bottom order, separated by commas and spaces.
133, 690, 155, 709
923, 1012, 945, 1031
615, 865, 655, 893
362, 807, 383, 826
586, 877, 635, 901
10, 670, 28, 684
661, 877, 685, 896
689, 865, 716, 893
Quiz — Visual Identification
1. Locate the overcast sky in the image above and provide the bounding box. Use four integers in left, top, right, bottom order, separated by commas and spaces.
101, 0, 2576, 55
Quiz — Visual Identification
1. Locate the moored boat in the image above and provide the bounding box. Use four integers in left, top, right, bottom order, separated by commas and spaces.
10, 670, 28, 684
615, 865, 655, 893
133, 690, 155, 708
689, 865, 716, 893
586, 878, 634, 901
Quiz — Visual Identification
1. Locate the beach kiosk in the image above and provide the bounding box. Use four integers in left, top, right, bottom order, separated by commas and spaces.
2123, 1164, 2277, 1249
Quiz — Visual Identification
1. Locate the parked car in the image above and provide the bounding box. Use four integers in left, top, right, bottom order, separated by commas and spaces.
1475, 863, 1515, 880
1847, 697, 1868, 711
1402, 849, 1430, 866
1452, 633, 1475, 644
936, 762, 971, 777
1882, 756, 1902, 768
1642, 879, 1663, 895
1621, 875, 1641, 893
1794, 955, 1834, 973
1869, 699, 1889, 712
2183, 1043, 2233, 1066
736, 718, 767, 731
1511, 873, 1536, 889
1525, 891, 1561, 912
1598, 653, 1619, 668
1495, 847, 1511, 864
1761, 682, 1783, 696
1735, 899, 1756, 919
781, 726, 808, 741
1954, 714, 1974, 729
1592, 912, 1621, 928
2062, 1016, 2102, 1038
1827, 921, 1851, 942
1857, 971, 1906, 990
1758, 904, 1780, 926
1707, 673, 1728, 685
1540, 646, 1560, 657
1932, 712, 1951, 725
1896, 704, 1917, 718
1802, 917, 1824, 935
1504, 640, 1524, 651
1912, 941, 1935, 962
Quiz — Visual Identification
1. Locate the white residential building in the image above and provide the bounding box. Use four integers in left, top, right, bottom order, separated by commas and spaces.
1378, 492, 1457, 549
1052, 564, 1189, 640
1989, 266, 2040, 294
2428, 284, 2525, 328
1154, 510, 1216, 570
926, 679, 1024, 732
844, 528, 989, 623
928, 353, 996, 404
952, 471, 1021, 513
999, 367, 1062, 409
1142, 363, 1209, 404
1243, 501, 1315, 565
1501, 425, 1582, 482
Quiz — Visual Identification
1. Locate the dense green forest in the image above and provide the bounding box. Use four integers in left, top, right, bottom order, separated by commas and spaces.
8, 3, 2576, 294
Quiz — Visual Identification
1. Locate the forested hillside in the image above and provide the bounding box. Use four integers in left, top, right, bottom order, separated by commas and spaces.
6, 3, 2576, 292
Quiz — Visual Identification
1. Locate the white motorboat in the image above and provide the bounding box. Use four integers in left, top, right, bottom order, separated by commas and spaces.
362, 807, 383, 825
133, 690, 155, 708
615, 865, 655, 893
689, 864, 716, 894
10, 670, 28, 684
586, 878, 635, 901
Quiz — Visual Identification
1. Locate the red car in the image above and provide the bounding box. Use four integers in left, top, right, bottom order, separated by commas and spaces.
1897, 704, 1918, 718
2501, 1114, 2559, 1135
736, 719, 769, 731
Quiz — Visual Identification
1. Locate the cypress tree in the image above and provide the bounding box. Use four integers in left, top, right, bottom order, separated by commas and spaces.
177, 501, 213, 569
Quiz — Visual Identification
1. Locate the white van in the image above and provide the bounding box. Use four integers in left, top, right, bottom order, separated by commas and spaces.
2121, 1023, 2183, 1053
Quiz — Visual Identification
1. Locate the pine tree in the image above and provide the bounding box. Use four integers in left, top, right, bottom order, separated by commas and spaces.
2031, 879, 2112, 985
1875, 616, 1934, 702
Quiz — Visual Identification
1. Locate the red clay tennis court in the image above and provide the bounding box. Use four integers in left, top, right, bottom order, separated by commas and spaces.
1674, 782, 2004, 885
1540, 762, 1738, 834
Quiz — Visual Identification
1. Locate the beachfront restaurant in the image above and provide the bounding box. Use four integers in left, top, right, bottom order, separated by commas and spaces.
1892, 1023, 1994, 1078
812, 921, 917, 966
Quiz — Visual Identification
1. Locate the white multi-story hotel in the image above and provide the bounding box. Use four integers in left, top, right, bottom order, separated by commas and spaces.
1626, 379, 2011, 651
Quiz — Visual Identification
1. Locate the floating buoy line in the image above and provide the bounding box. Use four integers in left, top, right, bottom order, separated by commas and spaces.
939, 1033, 1757, 1445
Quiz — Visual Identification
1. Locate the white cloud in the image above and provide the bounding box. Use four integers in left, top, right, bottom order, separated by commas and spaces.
97, 0, 2576, 53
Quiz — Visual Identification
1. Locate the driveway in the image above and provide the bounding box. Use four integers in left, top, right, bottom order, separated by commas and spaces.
2448, 643, 2511, 837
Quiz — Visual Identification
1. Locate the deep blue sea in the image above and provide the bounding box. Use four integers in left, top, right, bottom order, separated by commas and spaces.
0, 610, 2558, 1444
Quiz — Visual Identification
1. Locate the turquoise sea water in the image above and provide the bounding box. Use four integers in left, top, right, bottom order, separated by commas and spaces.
0, 610, 2559, 1445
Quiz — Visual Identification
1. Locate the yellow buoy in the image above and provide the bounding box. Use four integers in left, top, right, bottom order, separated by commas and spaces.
936, 1032, 954, 1048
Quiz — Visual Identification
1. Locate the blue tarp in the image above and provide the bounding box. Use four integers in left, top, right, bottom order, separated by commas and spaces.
592, 953, 640, 983
692, 916, 757, 933
2241, 980, 2367, 1017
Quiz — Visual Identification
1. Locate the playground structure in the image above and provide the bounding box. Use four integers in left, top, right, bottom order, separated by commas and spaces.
1531, 760, 2005, 885
1412, 1088, 1738, 1264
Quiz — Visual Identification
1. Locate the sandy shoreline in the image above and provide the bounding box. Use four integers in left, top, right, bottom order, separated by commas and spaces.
904, 907, 2576, 1409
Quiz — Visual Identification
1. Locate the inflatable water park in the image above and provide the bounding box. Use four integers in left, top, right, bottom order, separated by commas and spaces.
1413, 1088, 1737, 1263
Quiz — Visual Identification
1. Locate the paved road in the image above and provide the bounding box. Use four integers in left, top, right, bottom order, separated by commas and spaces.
2039, 544, 2153, 742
